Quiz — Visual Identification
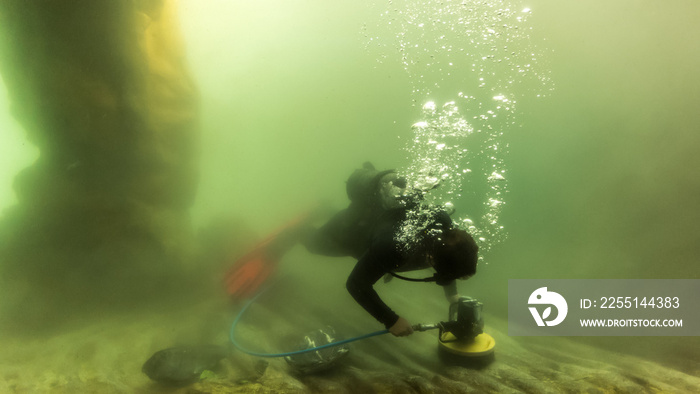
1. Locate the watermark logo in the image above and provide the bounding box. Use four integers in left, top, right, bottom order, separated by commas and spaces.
528, 287, 568, 326
510, 280, 697, 336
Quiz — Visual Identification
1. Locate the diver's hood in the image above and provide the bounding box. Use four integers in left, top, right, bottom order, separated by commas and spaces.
433, 229, 479, 285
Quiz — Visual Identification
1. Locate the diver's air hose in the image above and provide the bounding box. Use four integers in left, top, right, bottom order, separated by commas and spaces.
229, 288, 390, 358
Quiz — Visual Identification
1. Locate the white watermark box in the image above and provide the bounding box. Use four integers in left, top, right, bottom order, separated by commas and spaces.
508, 280, 699, 336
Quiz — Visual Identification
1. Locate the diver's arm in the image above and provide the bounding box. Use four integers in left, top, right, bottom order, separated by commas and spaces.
301, 209, 355, 257
345, 252, 401, 330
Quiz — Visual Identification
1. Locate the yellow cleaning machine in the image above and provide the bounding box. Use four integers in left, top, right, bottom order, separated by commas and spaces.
413, 296, 496, 365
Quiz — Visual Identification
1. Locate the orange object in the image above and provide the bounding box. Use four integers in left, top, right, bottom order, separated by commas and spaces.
224, 211, 313, 299
225, 250, 275, 298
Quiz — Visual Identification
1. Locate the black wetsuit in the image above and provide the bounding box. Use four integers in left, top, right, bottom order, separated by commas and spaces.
304, 203, 452, 328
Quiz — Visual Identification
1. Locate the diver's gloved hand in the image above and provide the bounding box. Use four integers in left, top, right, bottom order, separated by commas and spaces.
389, 317, 414, 337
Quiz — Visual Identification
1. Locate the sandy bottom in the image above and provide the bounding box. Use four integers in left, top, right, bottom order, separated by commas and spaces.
1, 254, 698, 393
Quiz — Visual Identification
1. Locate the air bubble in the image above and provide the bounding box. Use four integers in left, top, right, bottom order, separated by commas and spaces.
369, 0, 553, 255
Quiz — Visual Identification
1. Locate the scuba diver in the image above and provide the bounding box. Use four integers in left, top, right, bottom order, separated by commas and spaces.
144, 163, 487, 384
226, 162, 479, 337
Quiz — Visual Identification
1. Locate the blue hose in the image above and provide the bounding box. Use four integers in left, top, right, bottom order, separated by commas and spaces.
229, 288, 390, 358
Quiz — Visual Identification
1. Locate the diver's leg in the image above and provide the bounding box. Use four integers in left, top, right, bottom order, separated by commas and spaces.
300, 209, 356, 257
259, 208, 349, 260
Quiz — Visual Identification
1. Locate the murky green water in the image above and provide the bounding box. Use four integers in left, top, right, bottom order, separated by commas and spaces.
173, 0, 700, 280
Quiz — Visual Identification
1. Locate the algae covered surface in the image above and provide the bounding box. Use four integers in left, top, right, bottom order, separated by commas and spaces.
0, 262, 699, 393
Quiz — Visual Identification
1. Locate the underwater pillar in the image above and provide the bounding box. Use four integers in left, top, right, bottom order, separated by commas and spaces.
0, 0, 200, 324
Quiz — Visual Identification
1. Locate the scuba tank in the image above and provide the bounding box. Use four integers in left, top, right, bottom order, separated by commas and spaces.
346, 162, 409, 210
345, 162, 395, 207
